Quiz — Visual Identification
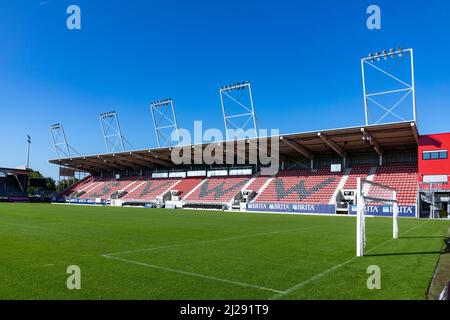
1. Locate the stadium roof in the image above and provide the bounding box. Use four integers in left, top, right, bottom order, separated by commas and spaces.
49, 121, 420, 173
0, 167, 30, 175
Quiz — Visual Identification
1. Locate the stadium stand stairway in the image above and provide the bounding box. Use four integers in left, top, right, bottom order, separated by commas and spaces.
231, 177, 256, 208
62, 176, 95, 199
330, 168, 351, 206
78, 178, 108, 199
232, 175, 271, 208
109, 176, 143, 199
80, 178, 116, 199
343, 165, 373, 189
183, 176, 251, 209
254, 167, 341, 204
121, 178, 181, 203
169, 177, 204, 202
251, 176, 273, 202
60, 176, 92, 198
333, 165, 374, 212
181, 178, 207, 200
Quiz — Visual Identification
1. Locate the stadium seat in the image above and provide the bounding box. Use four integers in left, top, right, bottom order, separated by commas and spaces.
183, 176, 251, 204
172, 178, 203, 198
121, 177, 181, 202
343, 165, 372, 189
254, 167, 341, 204
370, 163, 418, 206
245, 176, 270, 194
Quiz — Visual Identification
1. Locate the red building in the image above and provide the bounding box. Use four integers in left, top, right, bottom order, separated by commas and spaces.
418, 132, 450, 188
418, 132, 450, 217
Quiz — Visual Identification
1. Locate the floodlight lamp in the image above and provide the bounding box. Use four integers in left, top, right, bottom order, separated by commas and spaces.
389, 48, 395, 58
375, 52, 381, 62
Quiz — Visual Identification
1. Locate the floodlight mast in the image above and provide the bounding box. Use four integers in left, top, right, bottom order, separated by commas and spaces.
361, 47, 417, 126
150, 98, 181, 148
219, 81, 258, 140
99, 111, 126, 153
50, 123, 79, 159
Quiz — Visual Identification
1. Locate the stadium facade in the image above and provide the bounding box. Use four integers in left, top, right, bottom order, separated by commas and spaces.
49, 120, 450, 218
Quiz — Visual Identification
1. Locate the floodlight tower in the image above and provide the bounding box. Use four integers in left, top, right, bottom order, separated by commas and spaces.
99, 111, 126, 153
361, 47, 416, 126
219, 81, 258, 140
50, 123, 79, 158
150, 98, 181, 148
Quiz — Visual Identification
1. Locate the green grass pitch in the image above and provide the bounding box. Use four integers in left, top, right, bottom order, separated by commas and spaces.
0, 203, 448, 300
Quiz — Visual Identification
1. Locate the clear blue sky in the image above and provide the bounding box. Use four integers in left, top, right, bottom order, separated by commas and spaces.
0, 0, 449, 179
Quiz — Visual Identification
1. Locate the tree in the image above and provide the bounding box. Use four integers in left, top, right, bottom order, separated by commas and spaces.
27, 169, 58, 195
27, 169, 44, 196
56, 177, 79, 192
46, 178, 56, 191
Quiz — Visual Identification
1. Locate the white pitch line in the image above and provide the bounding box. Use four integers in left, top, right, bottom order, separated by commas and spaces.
270, 219, 432, 300
103, 225, 321, 257
103, 254, 283, 294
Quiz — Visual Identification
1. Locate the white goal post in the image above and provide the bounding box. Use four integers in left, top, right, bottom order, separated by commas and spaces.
356, 178, 399, 257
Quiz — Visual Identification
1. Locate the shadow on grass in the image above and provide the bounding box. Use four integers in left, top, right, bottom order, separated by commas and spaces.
401, 236, 446, 239
367, 237, 449, 257
366, 251, 443, 257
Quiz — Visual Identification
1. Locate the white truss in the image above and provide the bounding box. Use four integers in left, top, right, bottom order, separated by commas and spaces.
150, 99, 180, 148
220, 81, 258, 140
50, 123, 79, 159
99, 111, 130, 153
361, 48, 416, 126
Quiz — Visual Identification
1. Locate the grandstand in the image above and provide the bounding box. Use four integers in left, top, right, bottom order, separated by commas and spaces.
254, 167, 340, 204
47, 120, 450, 218
0, 167, 29, 202
47, 47, 450, 219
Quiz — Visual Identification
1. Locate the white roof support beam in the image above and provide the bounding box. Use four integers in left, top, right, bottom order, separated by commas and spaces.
317, 132, 347, 158
143, 152, 172, 167
361, 128, 383, 157
104, 156, 140, 170
115, 154, 150, 168
280, 137, 314, 160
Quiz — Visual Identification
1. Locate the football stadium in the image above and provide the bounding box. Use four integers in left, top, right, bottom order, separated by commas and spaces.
1, 1, 450, 306
2, 56, 450, 300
